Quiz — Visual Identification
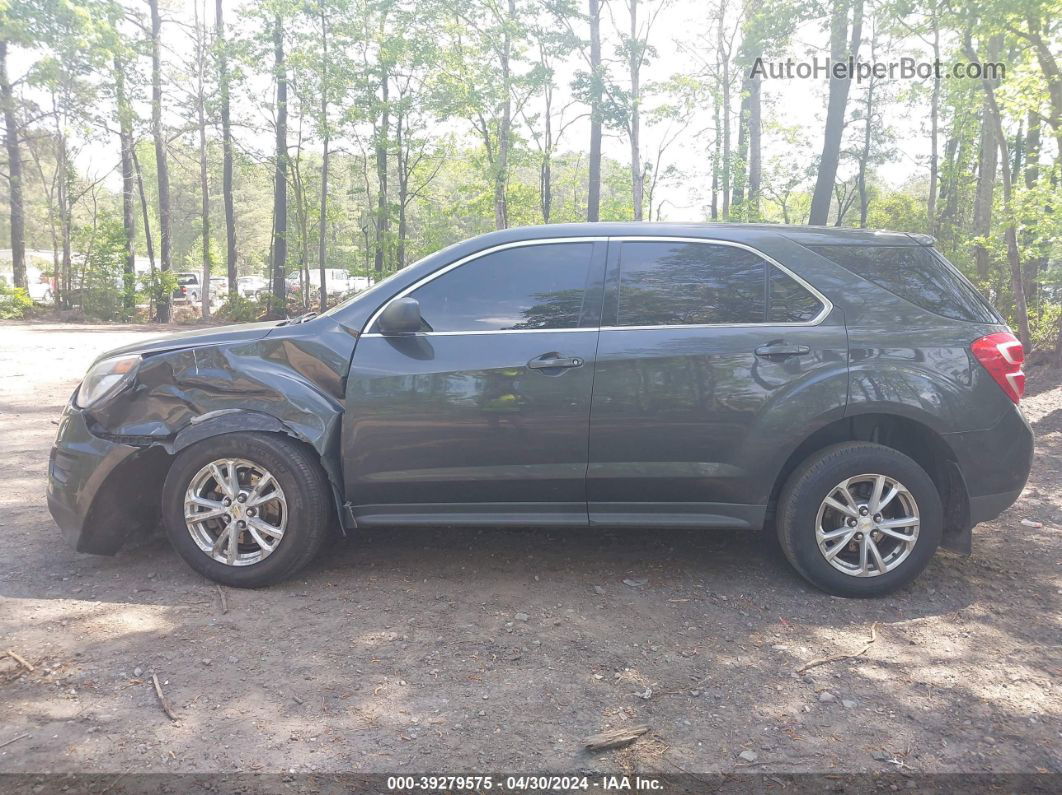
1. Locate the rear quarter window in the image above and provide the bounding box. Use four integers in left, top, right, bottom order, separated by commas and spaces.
806, 244, 1002, 324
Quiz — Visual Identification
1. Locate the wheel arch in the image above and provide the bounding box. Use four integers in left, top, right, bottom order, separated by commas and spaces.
169, 411, 347, 533
767, 412, 971, 553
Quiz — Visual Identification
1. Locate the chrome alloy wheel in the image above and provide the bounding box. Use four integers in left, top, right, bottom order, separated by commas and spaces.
184, 458, 287, 566
815, 473, 920, 577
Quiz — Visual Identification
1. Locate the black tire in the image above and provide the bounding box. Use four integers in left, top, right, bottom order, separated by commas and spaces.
162, 432, 332, 587
776, 442, 942, 597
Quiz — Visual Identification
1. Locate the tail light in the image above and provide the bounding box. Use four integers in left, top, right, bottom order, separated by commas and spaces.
971, 331, 1025, 403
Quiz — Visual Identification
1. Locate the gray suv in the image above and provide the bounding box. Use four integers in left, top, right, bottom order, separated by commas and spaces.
47, 224, 1033, 596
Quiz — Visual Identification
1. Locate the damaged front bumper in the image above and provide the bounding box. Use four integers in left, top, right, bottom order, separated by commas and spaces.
47, 402, 169, 554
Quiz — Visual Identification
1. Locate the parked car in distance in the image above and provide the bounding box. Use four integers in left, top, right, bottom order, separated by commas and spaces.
236, 275, 269, 299
1, 267, 54, 303
173, 272, 202, 304
289, 269, 375, 298
209, 277, 229, 307
48, 223, 1033, 596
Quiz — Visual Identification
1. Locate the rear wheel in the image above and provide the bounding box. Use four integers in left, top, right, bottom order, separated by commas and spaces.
776, 442, 942, 597
162, 432, 332, 587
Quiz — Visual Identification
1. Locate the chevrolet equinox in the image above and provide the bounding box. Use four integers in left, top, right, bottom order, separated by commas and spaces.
47, 224, 1034, 596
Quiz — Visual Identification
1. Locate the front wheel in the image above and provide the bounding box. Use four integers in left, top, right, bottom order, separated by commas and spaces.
776, 442, 942, 597
162, 432, 332, 587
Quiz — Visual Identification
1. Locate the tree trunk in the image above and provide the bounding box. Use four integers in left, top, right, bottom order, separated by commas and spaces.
374, 70, 389, 275
317, 4, 329, 315
1021, 109, 1044, 302
396, 108, 407, 268
586, 0, 602, 222
717, 1, 731, 220
290, 151, 308, 309
131, 146, 156, 280
972, 37, 1001, 281
114, 55, 137, 313
710, 96, 720, 220
541, 83, 552, 223
856, 28, 875, 227
270, 13, 288, 316
809, 0, 863, 225
493, 0, 515, 229
857, 84, 872, 227
58, 134, 72, 307
747, 71, 761, 220
0, 40, 26, 290
628, 0, 643, 220
318, 137, 328, 313
1021, 14, 1062, 160
150, 0, 172, 322
216, 0, 237, 295
927, 17, 940, 235
197, 7, 211, 320
937, 113, 965, 233
733, 89, 749, 210
967, 39, 1030, 350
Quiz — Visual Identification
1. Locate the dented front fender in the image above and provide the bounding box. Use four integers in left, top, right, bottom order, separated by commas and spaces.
49, 317, 360, 553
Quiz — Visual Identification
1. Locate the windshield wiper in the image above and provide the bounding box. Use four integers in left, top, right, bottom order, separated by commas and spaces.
279, 311, 318, 326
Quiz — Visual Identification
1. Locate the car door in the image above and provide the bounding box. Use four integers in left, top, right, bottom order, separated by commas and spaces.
587, 237, 848, 529
343, 238, 607, 526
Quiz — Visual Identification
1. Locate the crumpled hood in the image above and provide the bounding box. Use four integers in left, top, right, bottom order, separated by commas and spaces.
93, 321, 281, 364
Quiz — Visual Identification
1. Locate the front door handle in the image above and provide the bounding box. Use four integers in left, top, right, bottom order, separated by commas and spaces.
755, 342, 810, 358
528, 353, 584, 370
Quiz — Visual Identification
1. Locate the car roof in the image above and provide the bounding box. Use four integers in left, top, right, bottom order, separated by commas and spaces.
464, 222, 933, 248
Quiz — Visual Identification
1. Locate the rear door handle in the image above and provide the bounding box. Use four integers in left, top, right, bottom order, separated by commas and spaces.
528, 354, 584, 370
755, 342, 810, 358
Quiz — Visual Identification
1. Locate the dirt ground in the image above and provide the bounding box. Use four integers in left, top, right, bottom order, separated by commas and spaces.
0, 321, 1059, 780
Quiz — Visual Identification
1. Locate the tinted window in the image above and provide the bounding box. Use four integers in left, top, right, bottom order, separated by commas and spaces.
408, 243, 592, 332
806, 244, 1002, 323
768, 267, 824, 322
617, 242, 766, 326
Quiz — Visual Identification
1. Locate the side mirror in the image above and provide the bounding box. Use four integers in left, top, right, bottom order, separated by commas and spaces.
377, 297, 423, 335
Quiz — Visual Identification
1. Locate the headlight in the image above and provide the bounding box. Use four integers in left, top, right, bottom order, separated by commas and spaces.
75, 354, 141, 408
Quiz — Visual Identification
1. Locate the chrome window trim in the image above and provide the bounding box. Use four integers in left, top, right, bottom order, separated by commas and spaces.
362, 237, 607, 336
604, 236, 833, 330
361, 234, 832, 337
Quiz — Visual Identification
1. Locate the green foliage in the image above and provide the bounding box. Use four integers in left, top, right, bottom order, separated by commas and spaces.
0, 282, 33, 319
865, 192, 929, 234
79, 213, 133, 321
137, 269, 178, 317
1029, 303, 1062, 353
214, 294, 267, 323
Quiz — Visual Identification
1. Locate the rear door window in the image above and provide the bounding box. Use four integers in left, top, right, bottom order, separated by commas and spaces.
806, 244, 1002, 323
616, 242, 765, 326
614, 241, 824, 326
768, 266, 825, 323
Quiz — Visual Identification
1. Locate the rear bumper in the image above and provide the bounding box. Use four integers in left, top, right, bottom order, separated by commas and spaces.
47, 405, 166, 554
969, 486, 1026, 525
947, 405, 1028, 498
946, 404, 1033, 526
